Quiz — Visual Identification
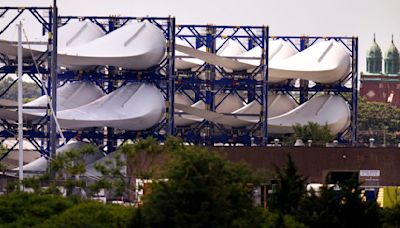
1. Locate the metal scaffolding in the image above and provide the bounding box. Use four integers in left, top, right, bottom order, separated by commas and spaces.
267, 36, 358, 144
0, 7, 52, 159
0, 7, 358, 157
55, 15, 175, 152
174, 25, 269, 145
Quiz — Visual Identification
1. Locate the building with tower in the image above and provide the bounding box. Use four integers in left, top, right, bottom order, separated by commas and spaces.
360, 35, 400, 107
384, 35, 400, 75
366, 34, 383, 74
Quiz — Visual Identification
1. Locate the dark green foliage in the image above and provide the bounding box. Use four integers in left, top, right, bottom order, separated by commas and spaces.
136, 138, 263, 228
260, 210, 307, 228
0, 192, 79, 227
1, 138, 397, 227
358, 97, 400, 133
268, 155, 380, 228
291, 122, 335, 146
381, 204, 400, 228
358, 97, 400, 145
268, 154, 307, 215
129, 207, 146, 227
296, 185, 339, 227
333, 178, 380, 228
22, 173, 62, 195
39, 201, 132, 228
296, 178, 380, 228
0, 192, 132, 228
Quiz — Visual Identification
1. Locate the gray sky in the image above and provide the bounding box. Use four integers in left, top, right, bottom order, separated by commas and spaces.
1, 0, 400, 72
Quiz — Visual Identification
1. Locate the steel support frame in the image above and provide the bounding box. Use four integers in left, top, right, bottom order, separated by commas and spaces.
0, 8, 358, 148
351, 37, 359, 146
0, 11, 174, 156
175, 25, 268, 145
269, 35, 358, 145
54, 15, 175, 150
0, 7, 53, 160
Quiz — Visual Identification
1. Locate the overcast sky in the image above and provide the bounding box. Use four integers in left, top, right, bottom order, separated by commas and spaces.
1, 0, 399, 72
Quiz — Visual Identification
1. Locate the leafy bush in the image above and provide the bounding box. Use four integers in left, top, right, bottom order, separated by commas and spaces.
0, 192, 132, 227
39, 201, 132, 228
0, 192, 79, 227
381, 204, 400, 228
260, 210, 307, 228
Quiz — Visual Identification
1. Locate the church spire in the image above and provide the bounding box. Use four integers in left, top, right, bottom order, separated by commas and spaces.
366, 34, 382, 74
384, 35, 399, 75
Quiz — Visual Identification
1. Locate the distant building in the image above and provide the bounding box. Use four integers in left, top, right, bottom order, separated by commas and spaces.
360, 34, 400, 107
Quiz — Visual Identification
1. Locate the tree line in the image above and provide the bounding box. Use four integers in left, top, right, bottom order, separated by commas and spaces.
0, 77, 42, 102
358, 97, 400, 146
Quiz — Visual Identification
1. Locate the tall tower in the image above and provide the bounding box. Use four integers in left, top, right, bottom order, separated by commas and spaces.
384, 35, 400, 75
366, 34, 383, 74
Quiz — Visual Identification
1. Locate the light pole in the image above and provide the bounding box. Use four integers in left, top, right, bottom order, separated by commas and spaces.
17, 21, 24, 188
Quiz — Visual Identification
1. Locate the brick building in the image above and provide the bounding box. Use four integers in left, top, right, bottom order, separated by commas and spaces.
360, 35, 400, 107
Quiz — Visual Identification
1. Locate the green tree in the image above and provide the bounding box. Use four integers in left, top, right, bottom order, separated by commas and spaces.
0, 77, 42, 101
135, 138, 263, 228
90, 137, 169, 199
358, 97, 400, 145
51, 144, 98, 196
267, 155, 380, 228
89, 149, 128, 199
297, 178, 380, 228
22, 173, 61, 195
291, 122, 335, 146
268, 154, 307, 218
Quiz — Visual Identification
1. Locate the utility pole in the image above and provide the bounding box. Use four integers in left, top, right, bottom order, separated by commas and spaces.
17, 21, 23, 187
50, 0, 58, 167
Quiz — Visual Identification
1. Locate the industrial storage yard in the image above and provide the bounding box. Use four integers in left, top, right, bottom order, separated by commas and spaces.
0, 7, 358, 167
0, 1, 399, 227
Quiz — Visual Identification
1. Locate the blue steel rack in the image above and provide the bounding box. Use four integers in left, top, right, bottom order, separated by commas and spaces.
173, 30, 358, 146
0, 7, 53, 159
55, 15, 175, 152
175, 24, 269, 146
0, 11, 176, 157
267, 36, 358, 144
0, 8, 358, 156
